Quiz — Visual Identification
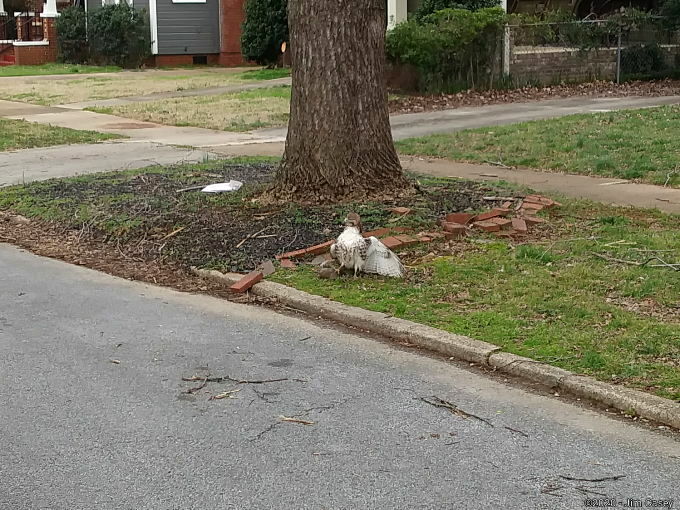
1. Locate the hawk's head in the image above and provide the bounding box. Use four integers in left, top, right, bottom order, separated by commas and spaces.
344, 212, 363, 232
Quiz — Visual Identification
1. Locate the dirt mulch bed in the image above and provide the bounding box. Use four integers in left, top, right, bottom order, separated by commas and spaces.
0, 162, 557, 276
388, 79, 680, 115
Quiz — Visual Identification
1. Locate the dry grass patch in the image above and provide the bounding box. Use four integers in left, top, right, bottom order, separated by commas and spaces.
92, 86, 292, 132
0, 68, 266, 106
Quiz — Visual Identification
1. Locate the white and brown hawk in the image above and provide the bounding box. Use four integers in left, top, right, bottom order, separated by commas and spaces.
329, 213, 405, 278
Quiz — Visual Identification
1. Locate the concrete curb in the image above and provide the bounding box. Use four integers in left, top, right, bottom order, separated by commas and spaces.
193, 268, 680, 430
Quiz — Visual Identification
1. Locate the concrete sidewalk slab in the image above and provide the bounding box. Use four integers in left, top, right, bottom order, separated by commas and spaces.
0, 141, 214, 186
402, 157, 680, 215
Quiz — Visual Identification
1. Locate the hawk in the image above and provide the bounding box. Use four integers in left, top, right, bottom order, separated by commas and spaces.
329, 213, 405, 278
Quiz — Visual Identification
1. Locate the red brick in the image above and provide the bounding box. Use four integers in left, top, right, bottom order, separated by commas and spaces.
390, 207, 411, 215
474, 208, 510, 222
442, 223, 467, 239
418, 235, 433, 242
279, 259, 296, 269
511, 218, 528, 232
363, 228, 390, 238
276, 248, 307, 260
489, 217, 512, 229
395, 235, 420, 246
473, 220, 501, 232
523, 216, 546, 226
501, 201, 514, 209
305, 240, 334, 255
423, 232, 445, 239
229, 271, 263, 293
445, 213, 475, 225
391, 227, 412, 234
442, 221, 467, 233
381, 237, 402, 249
521, 202, 544, 211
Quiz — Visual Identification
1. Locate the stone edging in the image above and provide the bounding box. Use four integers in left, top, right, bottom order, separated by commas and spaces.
193, 268, 680, 430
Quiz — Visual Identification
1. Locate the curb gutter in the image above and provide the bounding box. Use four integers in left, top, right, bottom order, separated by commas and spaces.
193, 268, 680, 430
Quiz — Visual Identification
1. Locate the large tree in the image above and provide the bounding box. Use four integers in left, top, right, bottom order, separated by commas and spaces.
271, 0, 411, 203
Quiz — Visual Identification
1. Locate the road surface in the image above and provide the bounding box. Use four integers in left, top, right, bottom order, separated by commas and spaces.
1, 244, 678, 509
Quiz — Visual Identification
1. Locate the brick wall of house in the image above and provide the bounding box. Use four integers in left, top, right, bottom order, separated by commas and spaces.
218, 0, 246, 66
13, 18, 57, 65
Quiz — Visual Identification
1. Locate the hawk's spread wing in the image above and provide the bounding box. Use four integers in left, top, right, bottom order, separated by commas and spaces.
363, 237, 405, 277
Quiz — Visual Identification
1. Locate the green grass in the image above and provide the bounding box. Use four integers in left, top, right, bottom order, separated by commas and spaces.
272, 200, 680, 401
0, 117, 121, 151
396, 106, 680, 187
235, 68, 291, 80
0, 64, 121, 77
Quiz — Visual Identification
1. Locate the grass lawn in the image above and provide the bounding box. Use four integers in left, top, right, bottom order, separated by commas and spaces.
0, 67, 289, 106
91, 86, 292, 132
396, 106, 680, 187
0, 158, 677, 400
0, 63, 121, 77
0, 117, 120, 151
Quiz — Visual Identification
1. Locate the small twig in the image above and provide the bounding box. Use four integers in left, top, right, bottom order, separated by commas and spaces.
591, 252, 680, 271
182, 375, 292, 385
419, 396, 494, 427
185, 374, 209, 394
482, 196, 516, 201
560, 474, 625, 483
159, 226, 186, 241
175, 184, 207, 193
504, 426, 529, 438
484, 160, 514, 169
236, 226, 272, 249
209, 388, 241, 400
279, 416, 315, 425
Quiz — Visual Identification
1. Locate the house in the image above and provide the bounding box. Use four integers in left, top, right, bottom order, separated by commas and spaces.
85, 0, 246, 66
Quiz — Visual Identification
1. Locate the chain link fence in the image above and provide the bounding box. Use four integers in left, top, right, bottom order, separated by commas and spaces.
504, 18, 680, 85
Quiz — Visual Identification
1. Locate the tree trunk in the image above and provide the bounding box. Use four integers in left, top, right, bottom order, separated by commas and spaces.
271, 0, 411, 203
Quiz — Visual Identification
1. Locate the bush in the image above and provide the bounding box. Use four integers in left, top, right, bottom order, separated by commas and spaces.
386, 7, 505, 92
659, 0, 680, 30
56, 6, 88, 64
621, 43, 668, 76
413, 0, 501, 20
87, 3, 150, 68
240, 0, 288, 66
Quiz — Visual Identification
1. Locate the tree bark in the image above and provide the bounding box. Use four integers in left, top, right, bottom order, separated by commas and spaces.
271, 0, 411, 203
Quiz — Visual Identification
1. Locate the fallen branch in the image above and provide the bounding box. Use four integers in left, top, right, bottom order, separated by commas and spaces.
483, 196, 516, 201
559, 474, 625, 483
182, 374, 293, 385
419, 396, 494, 427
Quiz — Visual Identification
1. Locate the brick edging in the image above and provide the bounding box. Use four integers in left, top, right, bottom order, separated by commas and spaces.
192, 267, 680, 430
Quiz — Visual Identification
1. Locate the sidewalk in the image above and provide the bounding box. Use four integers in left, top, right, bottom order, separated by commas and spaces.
209, 142, 680, 214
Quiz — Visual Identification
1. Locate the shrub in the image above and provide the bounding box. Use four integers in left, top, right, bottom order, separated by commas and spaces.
240, 0, 288, 66
659, 0, 680, 30
413, 0, 500, 20
56, 6, 88, 64
386, 7, 506, 92
621, 43, 668, 76
87, 3, 150, 68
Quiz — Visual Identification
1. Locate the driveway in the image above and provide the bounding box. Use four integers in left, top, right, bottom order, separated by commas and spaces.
1, 244, 678, 509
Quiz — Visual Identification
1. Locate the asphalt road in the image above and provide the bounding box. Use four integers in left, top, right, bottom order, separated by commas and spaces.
1, 244, 678, 510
